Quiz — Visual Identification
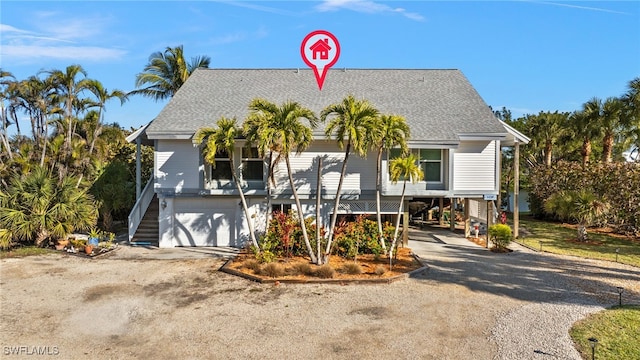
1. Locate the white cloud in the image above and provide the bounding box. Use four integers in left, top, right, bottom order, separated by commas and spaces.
208, 27, 269, 45
316, 0, 424, 21
529, 1, 631, 15
0, 15, 127, 64
2, 45, 126, 61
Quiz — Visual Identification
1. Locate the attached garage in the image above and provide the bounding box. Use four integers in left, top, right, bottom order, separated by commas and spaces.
173, 198, 237, 247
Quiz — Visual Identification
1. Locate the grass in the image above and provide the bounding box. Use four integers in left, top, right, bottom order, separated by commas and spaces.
570, 305, 640, 360
515, 216, 640, 267
0, 246, 54, 259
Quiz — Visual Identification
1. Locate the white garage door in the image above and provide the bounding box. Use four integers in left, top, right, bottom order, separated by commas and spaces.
174, 200, 236, 247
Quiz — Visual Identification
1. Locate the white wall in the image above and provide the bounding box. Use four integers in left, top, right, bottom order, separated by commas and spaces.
271, 141, 377, 196
453, 141, 497, 192
155, 140, 200, 192
158, 196, 261, 248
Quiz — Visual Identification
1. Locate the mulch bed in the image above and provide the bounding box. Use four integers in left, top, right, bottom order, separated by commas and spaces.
222, 247, 426, 283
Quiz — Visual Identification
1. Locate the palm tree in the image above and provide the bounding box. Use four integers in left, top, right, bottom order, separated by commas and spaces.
528, 111, 568, 166
77, 80, 127, 187
388, 154, 423, 267
601, 97, 625, 163
130, 45, 210, 101
568, 110, 598, 167
371, 114, 410, 254
622, 78, 640, 160
194, 117, 259, 250
46, 65, 91, 160
246, 98, 319, 264
321, 95, 379, 261
0, 166, 98, 247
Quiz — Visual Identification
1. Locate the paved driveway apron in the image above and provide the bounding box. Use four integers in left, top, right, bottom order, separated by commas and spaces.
407, 227, 640, 360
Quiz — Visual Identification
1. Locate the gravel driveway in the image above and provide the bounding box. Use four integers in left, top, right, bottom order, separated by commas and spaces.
1, 229, 638, 360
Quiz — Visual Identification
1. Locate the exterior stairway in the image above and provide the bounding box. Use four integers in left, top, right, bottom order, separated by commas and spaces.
130, 195, 159, 246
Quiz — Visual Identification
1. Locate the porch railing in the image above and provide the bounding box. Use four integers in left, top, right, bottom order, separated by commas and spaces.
128, 176, 155, 242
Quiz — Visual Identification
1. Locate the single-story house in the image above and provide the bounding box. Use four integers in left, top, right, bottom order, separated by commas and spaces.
127, 68, 529, 248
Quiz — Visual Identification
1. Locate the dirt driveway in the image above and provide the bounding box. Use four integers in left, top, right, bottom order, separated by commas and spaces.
1, 240, 638, 360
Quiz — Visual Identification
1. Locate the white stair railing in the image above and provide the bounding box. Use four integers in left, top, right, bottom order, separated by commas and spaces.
128, 176, 155, 242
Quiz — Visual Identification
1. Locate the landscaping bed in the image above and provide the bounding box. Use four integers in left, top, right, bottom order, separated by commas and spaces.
222, 246, 425, 283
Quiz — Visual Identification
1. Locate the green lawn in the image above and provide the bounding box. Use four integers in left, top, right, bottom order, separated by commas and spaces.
515, 217, 640, 267
570, 305, 640, 360
0, 247, 54, 259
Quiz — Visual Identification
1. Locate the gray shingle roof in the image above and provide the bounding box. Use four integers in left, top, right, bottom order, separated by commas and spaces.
145, 68, 507, 143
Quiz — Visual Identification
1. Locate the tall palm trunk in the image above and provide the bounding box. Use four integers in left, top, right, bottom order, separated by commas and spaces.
264, 152, 274, 233
581, 137, 591, 167
324, 142, 351, 262
285, 154, 317, 264
544, 141, 553, 166
603, 132, 614, 163
229, 156, 259, 250
389, 180, 407, 268
375, 147, 387, 254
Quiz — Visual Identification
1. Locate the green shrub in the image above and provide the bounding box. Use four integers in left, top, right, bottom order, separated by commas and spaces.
489, 224, 512, 249
256, 250, 277, 264
316, 264, 335, 279
528, 161, 639, 234
333, 216, 391, 258
342, 262, 362, 275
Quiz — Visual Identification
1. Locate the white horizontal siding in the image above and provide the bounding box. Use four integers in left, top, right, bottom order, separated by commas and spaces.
155, 140, 200, 191
453, 141, 497, 191
272, 142, 376, 194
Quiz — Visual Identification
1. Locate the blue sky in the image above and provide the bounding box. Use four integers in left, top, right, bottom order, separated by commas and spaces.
1, 1, 639, 132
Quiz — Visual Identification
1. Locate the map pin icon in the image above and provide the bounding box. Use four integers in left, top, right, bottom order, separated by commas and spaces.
301, 30, 341, 90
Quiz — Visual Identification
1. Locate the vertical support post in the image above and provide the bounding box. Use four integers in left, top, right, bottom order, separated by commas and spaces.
316, 157, 322, 261
439, 197, 445, 226
136, 137, 142, 199
464, 198, 470, 238
402, 200, 409, 246
486, 200, 493, 248
513, 141, 520, 238
450, 197, 456, 231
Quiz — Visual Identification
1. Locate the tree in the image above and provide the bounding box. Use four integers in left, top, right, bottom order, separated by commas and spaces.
370, 114, 410, 254
246, 98, 319, 264
544, 190, 609, 241
388, 154, 423, 267
600, 97, 625, 163
321, 95, 379, 262
622, 78, 640, 161
130, 45, 210, 101
568, 110, 599, 167
528, 111, 569, 166
0, 166, 98, 247
46, 65, 92, 163
194, 117, 260, 251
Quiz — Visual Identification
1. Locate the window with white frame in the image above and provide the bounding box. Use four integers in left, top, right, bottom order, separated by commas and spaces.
419, 149, 442, 182
388, 148, 442, 182
241, 147, 263, 181
210, 149, 232, 181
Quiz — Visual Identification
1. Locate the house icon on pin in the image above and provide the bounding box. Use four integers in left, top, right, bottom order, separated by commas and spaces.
309, 38, 331, 60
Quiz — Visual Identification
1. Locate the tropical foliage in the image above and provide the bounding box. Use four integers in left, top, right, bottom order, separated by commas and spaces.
530, 162, 638, 236
321, 95, 380, 263
0, 167, 98, 248
244, 98, 320, 263
129, 45, 210, 101
388, 153, 423, 266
